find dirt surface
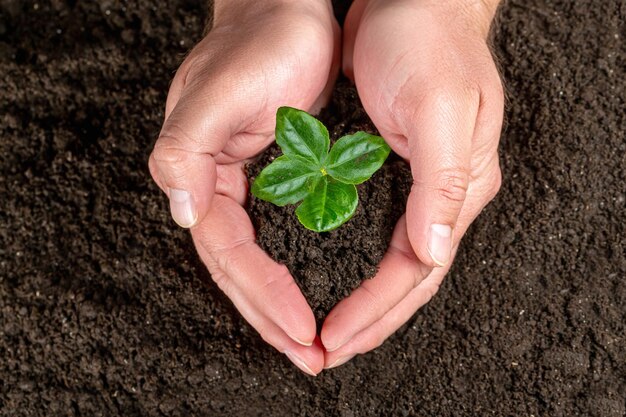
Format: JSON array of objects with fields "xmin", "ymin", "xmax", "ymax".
[
  {"xmin": 247, "ymin": 83, "xmax": 411, "ymax": 321},
  {"xmin": 1, "ymin": 1, "xmax": 624, "ymax": 416}
]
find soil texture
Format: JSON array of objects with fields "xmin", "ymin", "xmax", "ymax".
[
  {"xmin": 1, "ymin": 0, "xmax": 625, "ymax": 416},
  {"xmin": 247, "ymin": 82, "xmax": 411, "ymax": 321}
]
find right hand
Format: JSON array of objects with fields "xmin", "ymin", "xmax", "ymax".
[
  {"xmin": 148, "ymin": 0, "xmax": 340, "ymax": 376},
  {"xmin": 321, "ymin": 0, "xmax": 503, "ymax": 367}
]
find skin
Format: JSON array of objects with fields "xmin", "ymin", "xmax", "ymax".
[
  {"xmin": 322, "ymin": 0, "xmax": 503, "ymax": 368},
  {"xmin": 149, "ymin": 0, "xmax": 503, "ymax": 374}
]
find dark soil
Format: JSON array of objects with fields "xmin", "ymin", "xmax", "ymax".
[
  {"xmin": 1, "ymin": 1, "xmax": 625, "ymax": 416},
  {"xmin": 247, "ymin": 83, "xmax": 411, "ymax": 321}
]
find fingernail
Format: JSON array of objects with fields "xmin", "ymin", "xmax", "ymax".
[
  {"xmin": 325, "ymin": 354, "xmax": 355, "ymax": 369},
  {"xmin": 284, "ymin": 351, "xmax": 317, "ymax": 376},
  {"xmin": 427, "ymin": 224, "xmax": 452, "ymax": 266},
  {"xmin": 169, "ymin": 188, "xmax": 197, "ymax": 228},
  {"xmin": 286, "ymin": 333, "xmax": 313, "ymax": 347}
]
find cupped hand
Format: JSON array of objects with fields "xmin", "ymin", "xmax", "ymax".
[
  {"xmin": 148, "ymin": 0, "xmax": 340, "ymax": 375},
  {"xmin": 322, "ymin": 0, "xmax": 503, "ymax": 368}
]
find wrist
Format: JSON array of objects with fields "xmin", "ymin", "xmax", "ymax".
[
  {"xmin": 364, "ymin": 0, "xmax": 500, "ymax": 39},
  {"xmin": 214, "ymin": 0, "xmax": 333, "ymax": 28}
]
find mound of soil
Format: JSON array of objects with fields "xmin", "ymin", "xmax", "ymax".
[
  {"xmin": 1, "ymin": 1, "xmax": 624, "ymax": 416},
  {"xmin": 247, "ymin": 82, "xmax": 411, "ymax": 321}
]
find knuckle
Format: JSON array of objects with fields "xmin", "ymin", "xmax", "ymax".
[
  {"xmin": 151, "ymin": 147, "xmax": 193, "ymax": 183},
  {"xmin": 154, "ymin": 121, "xmax": 197, "ymax": 154},
  {"xmin": 260, "ymin": 265, "xmax": 300, "ymax": 301},
  {"xmin": 198, "ymin": 225, "xmax": 249, "ymax": 271},
  {"xmin": 151, "ymin": 130, "xmax": 201, "ymax": 183},
  {"xmin": 422, "ymin": 282, "xmax": 442, "ymax": 304},
  {"xmin": 262, "ymin": 264, "xmax": 292, "ymax": 290},
  {"xmin": 412, "ymin": 263, "xmax": 433, "ymax": 289},
  {"xmin": 359, "ymin": 283, "xmax": 387, "ymax": 321},
  {"xmin": 361, "ymin": 332, "xmax": 387, "ymax": 354},
  {"xmin": 434, "ymin": 169, "xmax": 469, "ymax": 204},
  {"xmin": 151, "ymin": 139, "xmax": 187, "ymax": 165},
  {"xmin": 213, "ymin": 238, "xmax": 250, "ymax": 268},
  {"xmin": 177, "ymin": 46, "xmax": 211, "ymax": 85},
  {"xmin": 212, "ymin": 271, "xmax": 234, "ymax": 299}
]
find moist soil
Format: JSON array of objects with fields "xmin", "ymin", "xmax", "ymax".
[
  {"xmin": 1, "ymin": 1, "xmax": 625, "ymax": 416},
  {"xmin": 247, "ymin": 83, "xmax": 412, "ymax": 322}
]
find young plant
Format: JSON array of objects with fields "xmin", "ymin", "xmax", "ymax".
[{"xmin": 251, "ymin": 107, "xmax": 391, "ymax": 232}]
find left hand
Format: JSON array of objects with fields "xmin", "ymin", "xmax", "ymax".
[
  {"xmin": 321, "ymin": 0, "xmax": 504, "ymax": 368},
  {"xmin": 149, "ymin": 0, "xmax": 341, "ymax": 375}
]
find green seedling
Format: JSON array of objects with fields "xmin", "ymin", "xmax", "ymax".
[{"xmin": 251, "ymin": 107, "xmax": 391, "ymax": 232}]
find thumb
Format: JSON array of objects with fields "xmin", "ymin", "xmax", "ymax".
[
  {"xmin": 148, "ymin": 70, "xmax": 234, "ymax": 228},
  {"xmin": 404, "ymin": 87, "xmax": 478, "ymax": 267}
]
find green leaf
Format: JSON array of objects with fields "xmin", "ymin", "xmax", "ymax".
[
  {"xmin": 275, "ymin": 107, "xmax": 329, "ymax": 166},
  {"xmin": 251, "ymin": 155, "xmax": 322, "ymax": 206},
  {"xmin": 325, "ymin": 132, "xmax": 391, "ymax": 184},
  {"xmin": 295, "ymin": 177, "xmax": 358, "ymax": 232}
]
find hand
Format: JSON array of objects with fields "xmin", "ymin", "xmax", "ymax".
[
  {"xmin": 148, "ymin": 0, "xmax": 340, "ymax": 375},
  {"xmin": 321, "ymin": 0, "xmax": 503, "ymax": 368}
]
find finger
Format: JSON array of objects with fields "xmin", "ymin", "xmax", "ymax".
[
  {"xmin": 215, "ymin": 162, "xmax": 248, "ymax": 206},
  {"xmin": 324, "ymin": 264, "xmax": 450, "ymax": 369},
  {"xmin": 149, "ymin": 56, "xmax": 243, "ymax": 228},
  {"xmin": 320, "ymin": 178, "xmax": 487, "ymax": 354},
  {"xmin": 195, "ymin": 246, "xmax": 324, "ymax": 376},
  {"xmin": 342, "ymin": 0, "xmax": 367, "ymax": 81},
  {"xmin": 324, "ymin": 161, "xmax": 502, "ymax": 367},
  {"xmin": 191, "ymin": 195, "xmax": 317, "ymax": 347},
  {"xmin": 320, "ymin": 216, "xmax": 431, "ymax": 352},
  {"xmin": 403, "ymin": 86, "xmax": 479, "ymax": 267},
  {"xmin": 310, "ymin": 15, "xmax": 342, "ymax": 114}
]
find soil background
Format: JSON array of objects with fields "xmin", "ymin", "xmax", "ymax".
[{"xmin": 1, "ymin": 0, "xmax": 624, "ymax": 416}]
